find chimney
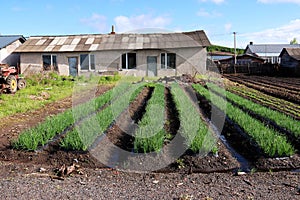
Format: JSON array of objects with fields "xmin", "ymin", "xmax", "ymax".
[
  {"xmin": 250, "ymin": 41, "xmax": 253, "ymax": 45},
  {"xmin": 111, "ymin": 25, "xmax": 115, "ymax": 34}
]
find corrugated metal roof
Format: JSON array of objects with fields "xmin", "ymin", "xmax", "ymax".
[
  {"xmin": 218, "ymin": 53, "xmax": 265, "ymax": 62},
  {"xmin": 15, "ymin": 30, "xmax": 211, "ymax": 53},
  {"xmin": 246, "ymin": 44, "xmax": 300, "ymax": 55},
  {"xmin": 280, "ymin": 48, "xmax": 300, "ymax": 61},
  {"xmin": 0, "ymin": 35, "xmax": 26, "ymax": 49}
]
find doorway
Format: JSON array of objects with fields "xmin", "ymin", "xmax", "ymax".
[
  {"xmin": 147, "ymin": 56, "xmax": 157, "ymax": 76},
  {"xmin": 68, "ymin": 57, "xmax": 78, "ymax": 77}
]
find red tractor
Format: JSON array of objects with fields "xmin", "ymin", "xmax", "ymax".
[{"xmin": 0, "ymin": 64, "xmax": 26, "ymax": 93}]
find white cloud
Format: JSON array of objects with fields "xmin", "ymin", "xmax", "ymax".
[
  {"xmin": 239, "ymin": 19, "xmax": 300, "ymax": 46},
  {"xmin": 224, "ymin": 23, "xmax": 232, "ymax": 32},
  {"xmin": 258, "ymin": 0, "xmax": 300, "ymax": 4},
  {"xmin": 114, "ymin": 14, "xmax": 171, "ymax": 32},
  {"xmin": 80, "ymin": 14, "xmax": 108, "ymax": 33},
  {"xmin": 199, "ymin": 0, "xmax": 225, "ymax": 4},
  {"xmin": 197, "ymin": 9, "xmax": 222, "ymax": 17}
]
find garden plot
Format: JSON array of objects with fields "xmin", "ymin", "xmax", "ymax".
[
  {"xmin": 12, "ymin": 82, "xmax": 135, "ymax": 151},
  {"xmin": 224, "ymin": 75, "xmax": 300, "ymax": 104},
  {"xmin": 208, "ymin": 83, "xmax": 300, "ymax": 150},
  {"xmin": 1, "ymin": 74, "xmax": 300, "ymax": 173},
  {"xmin": 88, "ymin": 82, "xmax": 239, "ymax": 173},
  {"xmin": 226, "ymin": 83, "xmax": 300, "ymax": 120}
]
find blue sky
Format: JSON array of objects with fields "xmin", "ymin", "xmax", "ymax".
[{"xmin": 1, "ymin": 0, "xmax": 300, "ymax": 48}]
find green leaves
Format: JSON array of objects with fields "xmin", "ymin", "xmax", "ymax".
[
  {"xmin": 208, "ymin": 83, "xmax": 300, "ymax": 138},
  {"xmin": 13, "ymin": 82, "xmax": 133, "ymax": 151},
  {"xmin": 61, "ymin": 82, "xmax": 145, "ymax": 151},
  {"xmin": 134, "ymin": 84, "xmax": 166, "ymax": 153},
  {"xmin": 171, "ymin": 83, "xmax": 217, "ymax": 154},
  {"xmin": 193, "ymin": 84, "xmax": 295, "ymax": 157}
]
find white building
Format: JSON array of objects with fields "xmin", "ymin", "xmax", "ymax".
[
  {"xmin": 0, "ymin": 35, "xmax": 26, "ymax": 66},
  {"xmin": 15, "ymin": 30, "xmax": 211, "ymax": 77},
  {"xmin": 245, "ymin": 42, "xmax": 300, "ymax": 64}
]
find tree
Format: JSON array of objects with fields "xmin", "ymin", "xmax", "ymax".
[{"xmin": 290, "ymin": 38, "xmax": 298, "ymax": 45}]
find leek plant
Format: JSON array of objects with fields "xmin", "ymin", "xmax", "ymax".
[
  {"xmin": 192, "ymin": 84, "xmax": 295, "ymax": 157},
  {"xmin": 133, "ymin": 84, "xmax": 166, "ymax": 153},
  {"xmin": 171, "ymin": 83, "xmax": 217, "ymax": 154}
]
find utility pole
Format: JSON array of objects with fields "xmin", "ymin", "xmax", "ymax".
[{"xmin": 233, "ymin": 32, "xmax": 237, "ymax": 65}]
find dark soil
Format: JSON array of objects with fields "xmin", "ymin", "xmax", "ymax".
[
  {"xmin": 0, "ymin": 161, "xmax": 299, "ymax": 199},
  {"xmin": 211, "ymin": 89, "xmax": 300, "ymax": 152},
  {"xmin": 192, "ymin": 81, "xmax": 300, "ymax": 172},
  {"xmin": 0, "ymin": 79, "xmax": 299, "ymax": 199},
  {"xmin": 226, "ymin": 81, "xmax": 300, "ymax": 120},
  {"xmin": 224, "ymin": 74, "xmax": 300, "ymax": 104}
]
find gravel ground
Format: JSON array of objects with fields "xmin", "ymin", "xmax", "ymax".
[{"xmin": 0, "ymin": 163, "xmax": 299, "ymax": 200}]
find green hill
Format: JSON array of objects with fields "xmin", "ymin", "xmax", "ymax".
[{"xmin": 207, "ymin": 45, "xmax": 244, "ymax": 55}]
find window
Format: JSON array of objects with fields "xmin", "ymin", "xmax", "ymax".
[
  {"xmin": 122, "ymin": 53, "xmax": 136, "ymax": 69},
  {"xmin": 90, "ymin": 55, "xmax": 95, "ymax": 70},
  {"xmin": 42, "ymin": 55, "xmax": 57, "ymax": 71},
  {"xmin": 161, "ymin": 53, "xmax": 176, "ymax": 69},
  {"xmin": 80, "ymin": 54, "xmax": 96, "ymax": 71}
]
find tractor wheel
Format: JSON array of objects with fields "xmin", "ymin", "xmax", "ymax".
[
  {"xmin": 6, "ymin": 75, "xmax": 17, "ymax": 93},
  {"xmin": 17, "ymin": 79, "xmax": 26, "ymax": 90}
]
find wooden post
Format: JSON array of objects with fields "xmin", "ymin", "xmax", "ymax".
[{"xmin": 248, "ymin": 63, "xmax": 250, "ymax": 74}]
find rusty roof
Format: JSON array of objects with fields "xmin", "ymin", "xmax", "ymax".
[
  {"xmin": 15, "ymin": 30, "xmax": 211, "ymax": 53},
  {"xmin": 280, "ymin": 48, "xmax": 300, "ymax": 61}
]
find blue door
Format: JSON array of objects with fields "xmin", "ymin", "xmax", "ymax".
[
  {"xmin": 68, "ymin": 57, "xmax": 78, "ymax": 77},
  {"xmin": 147, "ymin": 56, "xmax": 157, "ymax": 76}
]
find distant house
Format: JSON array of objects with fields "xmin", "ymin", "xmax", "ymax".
[
  {"xmin": 245, "ymin": 42, "xmax": 300, "ymax": 64},
  {"xmin": 219, "ymin": 53, "xmax": 265, "ymax": 65},
  {"xmin": 14, "ymin": 30, "xmax": 211, "ymax": 76},
  {"xmin": 279, "ymin": 48, "xmax": 300, "ymax": 75},
  {"xmin": 0, "ymin": 35, "xmax": 26, "ymax": 66},
  {"xmin": 208, "ymin": 51, "xmax": 234, "ymax": 64}
]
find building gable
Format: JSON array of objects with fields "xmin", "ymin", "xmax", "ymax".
[{"xmin": 0, "ymin": 35, "xmax": 26, "ymax": 49}]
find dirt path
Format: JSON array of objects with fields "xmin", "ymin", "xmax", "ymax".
[{"xmin": 0, "ymin": 161, "xmax": 299, "ymax": 200}]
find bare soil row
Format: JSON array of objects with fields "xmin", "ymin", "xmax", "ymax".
[
  {"xmin": 224, "ymin": 75, "xmax": 300, "ymax": 104},
  {"xmin": 0, "ymin": 79, "xmax": 299, "ymax": 174}
]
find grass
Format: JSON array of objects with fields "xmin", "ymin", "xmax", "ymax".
[
  {"xmin": 0, "ymin": 73, "xmax": 73, "ymax": 119},
  {"xmin": 0, "ymin": 72, "xmax": 121, "ymax": 119}
]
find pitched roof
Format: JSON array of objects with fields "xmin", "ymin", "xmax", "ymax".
[
  {"xmin": 0, "ymin": 35, "xmax": 26, "ymax": 49},
  {"xmin": 15, "ymin": 30, "xmax": 211, "ymax": 53},
  {"xmin": 219, "ymin": 53, "xmax": 265, "ymax": 62},
  {"xmin": 280, "ymin": 48, "xmax": 300, "ymax": 61},
  {"xmin": 245, "ymin": 44, "xmax": 300, "ymax": 56}
]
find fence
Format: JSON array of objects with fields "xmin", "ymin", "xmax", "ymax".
[{"xmin": 209, "ymin": 63, "xmax": 280, "ymax": 76}]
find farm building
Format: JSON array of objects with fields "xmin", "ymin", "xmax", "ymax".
[
  {"xmin": 14, "ymin": 30, "xmax": 211, "ymax": 77},
  {"xmin": 208, "ymin": 51, "xmax": 234, "ymax": 64},
  {"xmin": 245, "ymin": 42, "xmax": 300, "ymax": 64},
  {"xmin": 218, "ymin": 53, "xmax": 265, "ymax": 65},
  {"xmin": 0, "ymin": 35, "xmax": 26, "ymax": 66},
  {"xmin": 279, "ymin": 48, "xmax": 300, "ymax": 76}
]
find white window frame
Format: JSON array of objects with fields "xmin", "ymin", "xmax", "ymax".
[
  {"xmin": 122, "ymin": 53, "xmax": 137, "ymax": 70},
  {"xmin": 80, "ymin": 54, "xmax": 95, "ymax": 71},
  {"xmin": 42, "ymin": 54, "xmax": 57, "ymax": 70},
  {"xmin": 161, "ymin": 53, "xmax": 176, "ymax": 69}
]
